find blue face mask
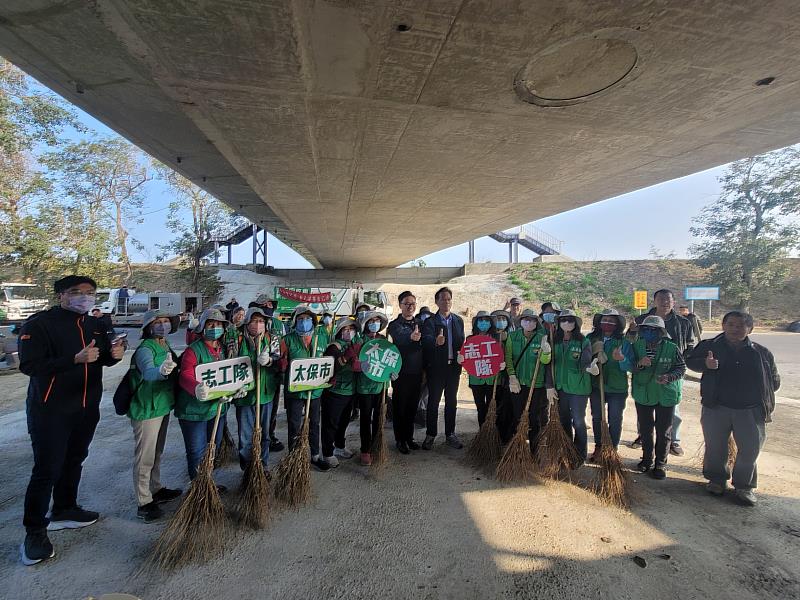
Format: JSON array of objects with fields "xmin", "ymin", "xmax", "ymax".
[
  {"xmin": 151, "ymin": 322, "xmax": 171, "ymax": 338},
  {"xmin": 296, "ymin": 318, "xmax": 313, "ymax": 334},
  {"xmin": 641, "ymin": 328, "xmax": 660, "ymax": 343},
  {"xmin": 495, "ymin": 319, "xmax": 507, "ymax": 330},
  {"xmin": 357, "ymin": 311, "xmax": 367, "ymax": 319},
  {"xmin": 204, "ymin": 326, "xmax": 224, "ymax": 341},
  {"xmin": 476, "ymin": 319, "xmax": 491, "ymax": 333},
  {"xmin": 419, "ymin": 314, "xmax": 430, "ymax": 321},
  {"xmin": 323, "ymin": 316, "xmax": 332, "ymax": 326},
  {"xmin": 542, "ymin": 312, "xmax": 556, "ymax": 324},
  {"xmin": 367, "ymin": 321, "xmax": 381, "ymax": 333}
]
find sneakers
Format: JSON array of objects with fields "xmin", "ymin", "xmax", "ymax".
[
  {"xmin": 324, "ymin": 455, "xmax": 339, "ymax": 468},
  {"xmin": 421, "ymin": 435, "xmax": 435, "ymax": 450},
  {"xmin": 360, "ymin": 452, "xmax": 373, "ymax": 466},
  {"xmin": 635, "ymin": 460, "xmax": 651, "ymax": 473},
  {"xmin": 629, "ymin": 436, "xmax": 642, "ymax": 449},
  {"xmin": 311, "ymin": 456, "xmax": 331, "ymax": 472},
  {"xmin": 152, "ymin": 487, "xmax": 182, "ymax": 504},
  {"xmin": 47, "ymin": 506, "xmax": 99, "ymax": 531},
  {"xmin": 20, "ymin": 529, "xmax": 54, "ymax": 566},
  {"xmin": 650, "ymin": 467, "xmax": 667, "ymax": 480},
  {"xmin": 407, "ymin": 439, "xmax": 420, "ymax": 451},
  {"xmin": 706, "ymin": 482, "xmax": 726, "ymax": 496},
  {"xmin": 669, "ymin": 442, "xmax": 685, "ymax": 457},
  {"xmin": 396, "ymin": 441, "xmax": 410, "ymax": 455},
  {"xmin": 735, "ymin": 489, "xmax": 757, "ymax": 506},
  {"xmin": 137, "ymin": 502, "xmax": 164, "ymax": 523},
  {"xmin": 269, "ymin": 439, "xmax": 285, "ymax": 452},
  {"xmin": 446, "ymin": 434, "xmax": 464, "ymax": 449},
  {"xmin": 334, "ymin": 446, "xmax": 354, "ymax": 459}
]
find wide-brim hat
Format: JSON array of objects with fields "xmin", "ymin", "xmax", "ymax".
[
  {"xmin": 142, "ymin": 309, "xmax": 178, "ymax": 333},
  {"xmin": 334, "ymin": 315, "xmax": 358, "ymax": 337},
  {"xmin": 639, "ymin": 315, "xmax": 670, "ymax": 338},
  {"xmin": 556, "ymin": 308, "xmax": 582, "ymax": 330},
  {"xmin": 472, "ymin": 310, "xmax": 493, "ymax": 330},
  {"xmin": 244, "ymin": 306, "xmax": 269, "ymax": 325},
  {"xmin": 197, "ymin": 308, "xmax": 229, "ymax": 332},
  {"xmin": 592, "ymin": 308, "xmax": 625, "ymax": 333},
  {"xmin": 255, "ymin": 293, "xmax": 273, "ymax": 304},
  {"xmin": 291, "ymin": 304, "xmax": 318, "ymax": 327},
  {"xmin": 540, "ymin": 301, "xmax": 562, "ymax": 314},
  {"xmin": 361, "ymin": 310, "xmax": 388, "ymax": 333}
]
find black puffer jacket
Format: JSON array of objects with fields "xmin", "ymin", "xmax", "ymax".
[
  {"xmin": 388, "ymin": 316, "xmax": 424, "ymax": 375},
  {"xmin": 19, "ymin": 307, "xmax": 120, "ymax": 413}
]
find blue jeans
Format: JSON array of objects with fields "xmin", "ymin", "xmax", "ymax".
[
  {"xmin": 236, "ymin": 403, "xmax": 271, "ymax": 470},
  {"xmin": 178, "ymin": 411, "xmax": 227, "ymax": 479},
  {"xmin": 558, "ymin": 392, "xmax": 589, "ymax": 461},
  {"xmin": 589, "ymin": 389, "xmax": 627, "ymax": 448},
  {"xmin": 672, "ymin": 402, "xmax": 683, "ymax": 444}
]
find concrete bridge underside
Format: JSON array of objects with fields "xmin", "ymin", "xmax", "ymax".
[{"xmin": 1, "ymin": 1, "xmax": 799, "ymax": 268}]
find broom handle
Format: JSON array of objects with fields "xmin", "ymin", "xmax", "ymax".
[
  {"xmin": 254, "ymin": 334, "xmax": 262, "ymax": 429},
  {"xmin": 302, "ymin": 331, "xmax": 320, "ymax": 420},
  {"xmin": 490, "ymin": 375, "xmax": 498, "ymax": 408},
  {"xmin": 524, "ymin": 351, "xmax": 543, "ymax": 414},
  {"xmin": 209, "ymin": 400, "xmax": 225, "ymax": 459}
]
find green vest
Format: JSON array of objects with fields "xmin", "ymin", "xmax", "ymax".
[
  {"xmin": 554, "ymin": 337, "xmax": 592, "ymax": 395},
  {"xmin": 284, "ymin": 331, "xmax": 326, "ymax": 400},
  {"xmin": 128, "ymin": 339, "xmax": 176, "ymax": 421},
  {"xmin": 503, "ymin": 329, "xmax": 551, "ymax": 388},
  {"xmin": 175, "ymin": 340, "xmax": 229, "ymax": 421},
  {"xmin": 589, "ymin": 335, "xmax": 629, "ymax": 394},
  {"xmin": 330, "ymin": 340, "xmax": 356, "ymax": 396},
  {"xmin": 356, "ymin": 335, "xmax": 386, "ymax": 395},
  {"xmin": 631, "ymin": 338, "xmax": 682, "ymax": 406},
  {"xmin": 234, "ymin": 335, "xmax": 276, "ymax": 407}
]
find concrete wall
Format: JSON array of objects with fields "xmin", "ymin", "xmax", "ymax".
[{"xmin": 270, "ymin": 267, "xmax": 464, "ymax": 285}]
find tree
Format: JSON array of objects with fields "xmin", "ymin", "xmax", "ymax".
[
  {"xmin": 156, "ymin": 163, "xmax": 243, "ymax": 292},
  {"xmin": 690, "ymin": 146, "xmax": 800, "ymax": 311}
]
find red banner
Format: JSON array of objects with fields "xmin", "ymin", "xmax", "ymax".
[
  {"xmin": 278, "ymin": 288, "xmax": 332, "ymax": 304},
  {"xmin": 458, "ymin": 335, "xmax": 503, "ymax": 378}
]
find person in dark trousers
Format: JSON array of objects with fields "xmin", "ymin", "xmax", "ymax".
[
  {"xmin": 678, "ymin": 305, "xmax": 703, "ymax": 343},
  {"xmin": 388, "ymin": 291, "xmax": 424, "ymax": 454},
  {"xmin": 421, "ymin": 287, "xmax": 465, "ymax": 450},
  {"xmin": 629, "ymin": 289, "xmax": 694, "ymax": 455},
  {"xmin": 352, "ymin": 311, "xmax": 390, "ymax": 465},
  {"xmin": 687, "ymin": 311, "xmax": 780, "ymax": 506},
  {"xmin": 249, "ymin": 293, "xmax": 286, "ymax": 452},
  {"xmin": 18, "ymin": 275, "xmax": 126, "ymax": 565}
]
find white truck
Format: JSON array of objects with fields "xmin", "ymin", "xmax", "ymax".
[
  {"xmin": 96, "ymin": 288, "xmax": 203, "ymax": 326},
  {"xmin": 0, "ymin": 282, "xmax": 49, "ymax": 322}
]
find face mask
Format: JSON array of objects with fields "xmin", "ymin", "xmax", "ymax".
[
  {"xmin": 151, "ymin": 322, "xmax": 171, "ymax": 338},
  {"xmin": 495, "ymin": 319, "xmax": 507, "ymax": 330},
  {"xmin": 357, "ymin": 311, "xmax": 367, "ymax": 319},
  {"xmin": 248, "ymin": 321, "xmax": 266, "ymax": 336},
  {"xmin": 340, "ymin": 329, "xmax": 354, "ymax": 342},
  {"xmin": 600, "ymin": 323, "xmax": 616, "ymax": 335},
  {"xmin": 66, "ymin": 295, "xmax": 96, "ymax": 314},
  {"xmin": 419, "ymin": 314, "xmax": 430, "ymax": 321},
  {"xmin": 542, "ymin": 312, "xmax": 556, "ymax": 324},
  {"xmin": 521, "ymin": 319, "xmax": 537, "ymax": 333},
  {"xmin": 323, "ymin": 316, "xmax": 333, "ymax": 326},
  {"xmin": 641, "ymin": 328, "xmax": 660, "ymax": 343},
  {"xmin": 559, "ymin": 321, "xmax": 575, "ymax": 332},
  {"xmin": 476, "ymin": 319, "xmax": 491, "ymax": 333},
  {"xmin": 296, "ymin": 318, "xmax": 313, "ymax": 334},
  {"xmin": 263, "ymin": 306, "xmax": 275, "ymax": 316},
  {"xmin": 204, "ymin": 326, "xmax": 224, "ymax": 341},
  {"xmin": 367, "ymin": 321, "xmax": 381, "ymax": 333}
]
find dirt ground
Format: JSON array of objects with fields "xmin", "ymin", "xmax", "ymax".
[{"xmin": 1, "ymin": 336, "xmax": 799, "ymax": 600}]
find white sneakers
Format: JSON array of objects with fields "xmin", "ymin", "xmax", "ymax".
[
  {"xmin": 333, "ymin": 447, "xmax": 354, "ymax": 459},
  {"xmin": 324, "ymin": 455, "xmax": 339, "ymax": 468}
]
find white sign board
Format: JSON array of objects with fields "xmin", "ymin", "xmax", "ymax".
[
  {"xmin": 288, "ymin": 356, "xmax": 335, "ymax": 392},
  {"xmin": 195, "ymin": 356, "xmax": 254, "ymax": 400},
  {"xmin": 684, "ymin": 286, "xmax": 720, "ymax": 300}
]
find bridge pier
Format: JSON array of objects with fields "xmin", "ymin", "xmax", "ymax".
[{"xmin": 468, "ymin": 240, "xmax": 475, "ymax": 263}]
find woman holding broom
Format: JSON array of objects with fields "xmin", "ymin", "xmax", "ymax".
[
  {"xmin": 464, "ymin": 311, "xmax": 500, "ymax": 427},
  {"xmin": 353, "ymin": 311, "xmax": 389, "ymax": 466},
  {"xmin": 552, "ymin": 309, "xmax": 597, "ymax": 466},
  {"xmin": 502, "ymin": 309, "xmax": 552, "ymax": 449}
]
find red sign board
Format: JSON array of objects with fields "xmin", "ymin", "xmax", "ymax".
[
  {"xmin": 458, "ymin": 335, "xmax": 503, "ymax": 377},
  {"xmin": 278, "ymin": 288, "xmax": 332, "ymax": 304}
]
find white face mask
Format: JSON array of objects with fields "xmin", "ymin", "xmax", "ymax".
[
  {"xmin": 560, "ymin": 321, "xmax": 576, "ymax": 332},
  {"xmin": 340, "ymin": 329, "xmax": 354, "ymax": 342},
  {"xmin": 521, "ymin": 319, "xmax": 537, "ymax": 332}
]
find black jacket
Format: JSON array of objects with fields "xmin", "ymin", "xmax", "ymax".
[
  {"xmin": 388, "ymin": 316, "xmax": 424, "ymax": 375},
  {"xmin": 19, "ymin": 307, "xmax": 120, "ymax": 413},
  {"xmin": 634, "ymin": 309, "xmax": 695, "ymax": 354},
  {"xmin": 686, "ymin": 334, "xmax": 780, "ymax": 423},
  {"xmin": 421, "ymin": 312, "xmax": 465, "ymax": 370}
]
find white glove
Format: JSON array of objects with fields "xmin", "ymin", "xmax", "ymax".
[
  {"xmin": 456, "ymin": 353, "xmax": 464, "ymax": 365},
  {"xmin": 546, "ymin": 387, "xmax": 559, "ymax": 402},
  {"xmin": 269, "ymin": 336, "xmax": 281, "ymax": 354},
  {"xmin": 159, "ymin": 356, "xmax": 176, "ymax": 376},
  {"xmin": 390, "ymin": 371, "xmax": 399, "ymax": 381},
  {"xmin": 233, "ymin": 387, "xmax": 248, "ymax": 399},
  {"xmin": 508, "ymin": 374, "xmax": 521, "ymax": 394},
  {"xmin": 257, "ymin": 348, "xmax": 272, "ymax": 366},
  {"xmin": 195, "ymin": 383, "xmax": 210, "ymax": 401},
  {"xmin": 188, "ymin": 317, "xmax": 199, "ymax": 330},
  {"xmin": 499, "ymin": 361, "xmax": 506, "ymax": 370},
  {"xmin": 586, "ymin": 358, "xmax": 600, "ymax": 376},
  {"xmin": 596, "ymin": 350, "xmax": 608, "ymax": 365},
  {"xmin": 539, "ymin": 337, "xmax": 551, "ymax": 354}
]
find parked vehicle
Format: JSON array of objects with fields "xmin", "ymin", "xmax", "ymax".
[
  {"xmin": 272, "ymin": 285, "xmax": 392, "ymax": 321},
  {"xmin": 96, "ymin": 288, "xmax": 203, "ymax": 326},
  {"xmin": 0, "ymin": 282, "xmax": 49, "ymax": 322}
]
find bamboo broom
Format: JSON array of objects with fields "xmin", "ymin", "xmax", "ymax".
[
  {"xmin": 467, "ymin": 377, "xmax": 502, "ymax": 468},
  {"xmin": 369, "ymin": 383, "xmax": 389, "ymax": 469},
  {"xmin": 591, "ymin": 362, "xmax": 630, "ymax": 508}
]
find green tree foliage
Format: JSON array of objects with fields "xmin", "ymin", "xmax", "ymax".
[{"xmin": 690, "ymin": 146, "xmax": 800, "ymax": 311}]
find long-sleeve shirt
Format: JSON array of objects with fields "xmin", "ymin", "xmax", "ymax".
[
  {"xmin": 179, "ymin": 341, "xmax": 223, "ymax": 395},
  {"xmin": 134, "ymin": 342, "xmax": 169, "ymax": 382}
]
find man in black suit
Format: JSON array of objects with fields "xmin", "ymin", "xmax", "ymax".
[{"xmin": 421, "ymin": 287, "xmax": 465, "ymax": 449}]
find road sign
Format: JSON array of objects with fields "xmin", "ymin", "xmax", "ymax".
[
  {"xmin": 685, "ymin": 286, "xmax": 720, "ymax": 300},
  {"xmin": 195, "ymin": 356, "xmax": 254, "ymax": 400},
  {"xmin": 359, "ymin": 338, "xmax": 402, "ymax": 382},
  {"xmin": 633, "ymin": 290, "xmax": 648, "ymax": 310},
  {"xmin": 458, "ymin": 334, "xmax": 503, "ymax": 377},
  {"xmin": 288, "ymin": 356, "xmax": 335, "ymax": 392}
]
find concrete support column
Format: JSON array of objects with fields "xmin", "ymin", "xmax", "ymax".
[
  {"xmin": 508, "ymin": 242, "xmax": 513, "ymax": 263},
  {"xmin": 468, "ymin": 240, "xmax": 475, "ymax": 263},
  {"xmin": 227, "ymin": 244, "xmax": 232, "ymax": 265},
  {"xmin": 252, "ymin": 224, "xmax": 258, "ymax": 265},
  {"xmin": 262, "ymin": 230, "xmax": 268, "ymax": 267},
  {"xmin": 513, "ymin": 239, "xmax": 519, "ymax": 263}
]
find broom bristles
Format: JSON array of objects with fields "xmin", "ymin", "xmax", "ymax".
[
  {"xmin": 273, "ymin": 417, "xmax": 311, "ymax": 508},
  {"xmin": 467, "ymin": 388, "xmax": 502, "ymax": 468},
  {"xmin": 237, "ymin": 426, "xmax": 271, "ymax": 529},
  {"xmin": 495, "ymin": 423, "xmax": 538, "ymax": 483},
  {"xmin": 694, "ymin": 433, "xmax": 739, "ymax": 471},
  {"xmin": 535, "ymin": 401, "xmax": 580, "ymax": 480},
  {"xmin": 592, "ymin": 420, "xmax": 630, "ymax": 508},
  {"xmin": 370, "ymin": 395, "xmax": 389, "ymax": 469},
  {"xmin": 150, "ymin": 442, "xmax": 226, "ymax": 570},
  {"xmin": 215, "ymin": 423, "xmax": 237, "ymax": 468}
]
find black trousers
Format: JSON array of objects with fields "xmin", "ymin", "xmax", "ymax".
[
  {"xmin": 321, "ymin": 391, "xmax": 352, "ymax": 457},
  {"xmin": 359, "ymin": 393, "xmax": 383, "ymax": 453},
  {"xmin": 635, "ymin": 402, "xmax": 675, "ymax": 469},
  {"xmin": 286, "ymin": 394, "xmax": 321, "ymax": 458},
  {"xmin": 505, "ymin": 387, "xmax": 548, "ymax": 450},
  {"xmin": 24, "ymin": 401, "xmax": 100, "ymax": 531},
  {"xmin": 268, "ymin": 381, "xmax": 281, "ymax": 442},
  {"xmin": 392, "ymin": 372, "xmax": 422, "ymax": 443},
  {"xmin": 495, "ymin": 385, "xmax": 512, "ymax": 443},
  {"xmin": 470, "ymin": 384, "xmax": 493, "ymax": 427},
  {"xmin": 426, "ymin": 363, "xmax": 462, "ymax": 438}
]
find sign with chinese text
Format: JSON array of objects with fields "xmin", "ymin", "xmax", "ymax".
[
  {"xmin": 195, "ymin": 357, "xmax": 254, "ymax": 401},
  {"xmin": 358, "ymin": 338, "xmax": 402, "ymax": 383},
  {"xmin": 458, "ymin": 335, "xmax": 503, "ymax": 378},
  {"xmin": 633, "ymin": 290, "xmax": 648, "ymax": 310},
  {"xmin": 278, "ymin": 287, "xmax": 332, "ymax": 304},
  {"xmin": 288, "ymin": 356, "xmax": 335, "ymax": 392},
  {"xmin": 684, "ymin": 286, "xmax": 720, "ymax": 300}
]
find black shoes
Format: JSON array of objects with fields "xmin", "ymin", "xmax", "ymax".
[
  {"xmin": 651, "ymin": 467, "xmax": 667, "ymax": 480},
  {"xmin": 636, "ymin": 460, "xmax": 651, "ymax": 473},
  {"xmin": 669, "ymin": 442, "xmax": 684, "ymax": 457},
  {"xmin": 152, "ymin": 487, "xmax": 182, "ymax": 504},
  {"xmin": 137, "ymin": 502, "xmax": 164, "ymax": 523},
  {"xmin": 20, "ymin": 529, "xmax": 54, "ymax": 566},
  {"xmin": 47, "ymin": 506, "xmax": 99, "ymax": 531},
  {"xmin": 407, "ymin": 440, "xmax": 420, "ymax": 451},
  {"xmin": 396, "ymin": 441, "xmax": 410, "ymax": 455},
  {"xmin": 269, "ymin": 439, "xmax": 285, "ymax": 452},
  {"xmin": 311, "ymin": 457, "xmax": 331, "ymax": 472}
]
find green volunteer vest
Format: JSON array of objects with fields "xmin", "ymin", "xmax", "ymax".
[
  {"xmin": 330, "ymin": 340, "xmax": 356, "ymax": 396},
  {"xmin": 356, "ymin": 335, "xmax": 386, "ymax": 395},
  {"xmin": 128, "ymin": 339, "xmax": 176, "ymax": 421},
  {"xmin": 554, "ymin": 337, "xmax": 592, "ymax": 395},
  {"xmin": 589, "ymin": 335, "xmax": 629, "ymax": 394},
  {"xmin": 631, "ymin": 338, "xmax": 682, "ymax": 407},
  {"xmin": 233, "ymin": 335, "xmax": 275, "ymax": 407},
  {"xmin": 284, "ymin": 331, "xmax": 326, "ymax": 400},
  {"xmin": 503, "ymin": 329, "xmax": 551, "ymax": 388},
  {"xmin": 175, "ymin": 339, "xmax": 229, "ymax": 421}
]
